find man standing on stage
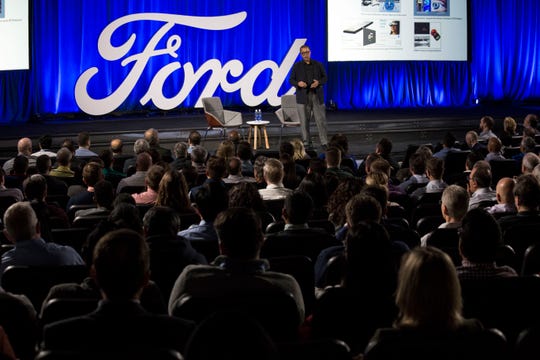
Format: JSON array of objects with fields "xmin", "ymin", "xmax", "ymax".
[{"xmin": 289, "ymin": 45, "xmax": 328, "ymax": 150}]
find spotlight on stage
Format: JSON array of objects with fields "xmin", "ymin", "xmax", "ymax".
[{"xmin": 475, "ymin": 98, "xmax": 480, "ymax": 105}]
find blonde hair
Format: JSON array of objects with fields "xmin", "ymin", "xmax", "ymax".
[
  {"xmin": 290, "ymin": 138, "xmax": 308, "ymax": 161},
  {"xmin": 365, "ymin": 171, "xmax": 389, "ymax": 187},
  {"xmin": 504, "ymin": 116, "xmax": 517, "ymax": 133},
  {"xmin": 395, "ymin": 247, "xmax": 464, "ymax": 330}
]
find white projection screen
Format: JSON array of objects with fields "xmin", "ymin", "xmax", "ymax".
[
  {"xmin": 0, "ymin": 0, "xmax": 30, "ymax": 71},
  {"xmin": 327, "ymin": 0, "xmax": 468, "ymax": 61}
]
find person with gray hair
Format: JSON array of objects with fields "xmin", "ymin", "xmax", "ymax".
[
  {"xmin": 190, "ymin": 145, "xmax": 208, "ymax": 175},
  {"xmin": 171, "ymin": 142, "xmax": 190, "ymax": 171},
  {"xmin": 258, "ymin": 158, "xmax": 293, "ymax": 200},
  {"xmin": 2, "ymin": 137, "xmax": 36, "ymax": 174},
  {"xmin": 123, "ymin": 138, "xmax": 150, "ymax": 174},
  {"xmin": 421, "ymin": 185, "xmax": 469, "ymax": 246},
  {"xmin": 521, "ymin": 152, "xmax": 540, "ymax": 174},
  {"xmin": 468, "ymin": 160, "xmax": 496, "ymax": 210},
  {"xmin": 0, "ymin": 202, "xmax": 84, "ymax": 282}
]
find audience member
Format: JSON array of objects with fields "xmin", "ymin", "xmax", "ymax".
[
  {"xmin": 522, "ymin": 113, "xmax": 539, "ymax": 136},
  {"xmin": 237, "ymin": 140, "xmax": 254, "ymax": 176},
  {"xmin": 110, "ymin": 138, "xmax": 123, "ymax": 156},
  {"xmin": 375, "ymin": 137, "xmax": 400, "ymax": 175},
  {"xmin": 0, "ymin": 169, "xmax": 24, "ymax": 202},
  {"xmin": 253, "ymin": 155, "xmax": 268, "ymax": 189},
  {"xmin": 290, "ymin": 138, "xmax": 311, "ymax": 161},
  {"xmin": 168, "ymin": 207, "xmax": 305, "ymax": 322},
  {"xmin": 4, "ymin": 155, "xmax": 29, "ymax": 190},
  {"xmin": 75, "ymin": 132, "xmax": 98, "ymax": 158},
  {"xmin": 421, "ymin": 185, "xmax": 469, "ymax": 246},
  {"xmin": 179, "ymin": 182, "xmax": 228, "ymax": 243},
  {"xmin": 457, "ymin": 208, "xmax": 517, "ymax": 279},
  {"xmin": 215, "ymin": 140, "xmax": 235, "ymax": 164},
  {"xmin": 498, "ymin": 174, "xmax": 540, "ymax": 230},
  {"xmin": 131, "ymin": 164, "xmax": 165, "ymax": 205},
  {"xmin": 433, "ymin": 132, "xmax": 459, "ymax": 161},
  {"xmin": 521, "ymin": 152, "xmax": 540, "ymax": 174},
  {"xmin": 35, "ymin": 155, "xmax": 68, "ymax": 195},
  {"xmin": 478, "ymin": 115, "xmax": 498, "ymax": 142},
  {"xmin": 145, "ymin": 128, "xmax": 172, "ymax": 161},
  {"xmin": 74, "ymin": 180, "xmax": 114, "ymax": 218},
  {"xmin": 326, "ymin": 177, "xmax": 362, "ymax": 230},
  {"xmin": 1, "ymin": 202, "xmax": 84, "ymax": 282},
  {"xmin": 512, "ymin": 136, "xmax": 536, "ymax": 165},
  {"xmin": 190, "ymin": 145, "xmax": 208, "ymax": 176},
  {"xmin": 2, "ymin": 137, "xmax": 36, "ymax": 175},
  {"xmin": 325, "ymin": 147, "xmax": 354, "ymax": 179},
  {"xmin": 486, "ymin": 177, "xmax": 517, "ymax": 216},
  {"xmin": 49, "ymin": 147, "xmax": 75, "ymax": 178},
  {"xmin": 398, "ymin": 153, "xmax": 428, "ymax": 192},
  {"xmin": 467, "ymin": 160, "xmax": 496, "ymax": 210},
  {"xmin": 41, "ymin": 229, "xmax": 194, "ymax": 354},
  {"xmin": 116, "ymin": 152, "xmax": 152, "ymax": 194},
  {"xmin": 66, "ymin": 162, "xmax": 104, "ymax": 210},
  {"xmin": 465, "ymin": 130, "xmax": 487, "ymax": 156},
  {"xmin": 499, "ymin": 116, "xmax": 517, "ymax": 146},
  {"xmin": 123, "ymin": 138, "xmax": 150, "ymax": 174},
  {"xmin": 32, "ymin": 134, "xmax": 57, "ymax": 158},
  {"xmin": 485, "ymin": 137, "xmax": 505, "ymax": 162},
  {"xmin": 143, "ymin": 206, "xmax": 207, "ymax": 299},
  {"xmin": 155, "ymin": 170, "xmax": 195, "ymax": 214},
  {"xmin": 189, "ymin": 156, "xmax": 227, "ymax": 201},
  {"xmin": 259, "ymin": 158, "xmax": 293, "ymax": 200},
  {"xmin": 410, "ymin": 157, "xmax": 447, "ymax": 199},
  {"xmin": 171, "ymin": 142, "xmax": 190, "ymax": 171},
  {"xmin": 223, "ymin": 157, "xmax": 256, "ymax": 184},
  {"xmin": 187, "ymin": 130, "xmax": 202, "ymax": 154},
  {"xmin": 280, "ymin": 141, "xmax": 306, "ymax": 179}
]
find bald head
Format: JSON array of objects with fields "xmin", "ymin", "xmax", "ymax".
[
  {"xmin": 110, "ymin": 138, "xmax": 123, "ymax": 154},
  {"xmin": 496, "ymin": 177, "xmax": 515, "ymax": 205},
  {"xmin": 144, "ymin": 128, "xmax": 159, "ymax": 146},
  {"xmin": 17, "ymin": 138, "xmax": 33, "ymax": 155}
]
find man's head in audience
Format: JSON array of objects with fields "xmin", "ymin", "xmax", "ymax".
[
  {"xmin": 17, "ymin": 137, "xmax": 33, "ymax": 156},
  {"xmin": 39, "ymin": 134, "xmax": 53, "ymax": 151},
  {"xmin": 194, "ymin": 183, "xmax": 228, "ymax": 223},
  {"xmin": 110, "ymin": 138, "xmax": 123, "ymax": 155},
  {"xmin": 206, "ymin": 156, "xmax": 227, "ymax": 180},
  {"xmin": 479, "ymin": 115, "xmax": 494, "ymax": 133},
  {"xmin": 495, "ymin": 177, "xmax": 515, "ymax": 206},
  {"xmin": 513, "ymin": 174, "xmax": 540, "ymax": 212},
  {"xmin": 441, "ymin": 132, "xmax": 456, "ymax": 149},
  {"xmin": 520, "ymin": 136, "xmax": 536, "ymax": 154},
  {"xmin": 308, "ymin": 157, "xmax": 326, "ymax": 175},
  {"xmin": 364, "ymin": 152, "xmax": 382, "ymax": 175},
  {"xmin": 263, "ymin": 158, "xmax": 285, "ymax": 186},
  {"xmin": 524, "ymin": 114, "xmax": 538, "ymax": 131},
  {"xmin": 12, "ymin": 155, "xmax": 29, "ymax": 176},
  {"xmin": 459, "ymin": 208, "xmax": 502, "ymax": 264},
  {"xmin": 3, "ymin": 202, "xmax": 40, "ymax": 243},
  {"xmin": 370, "ymin": 159, "xmax": 391, "ymax": 178},
  {"xmin": 145, "ymin": 165, "xmax": 165, "ymax": 192},
  {"xmin": 465, "ymin": 152, "xmax": 484, "ymax": 171},
  {"xmin": 409, "ymin": 152, "xmax": 427, "ymax": 176},
  {"xmin": 24, "ymin": 174, "xmax": 48, "ymax": 202},
  {"xmin": 173, "ymin": 142, "xmax": 188, "ymax": 160},
  {"xmin": 282, "ymin": 191, "xmax": 314, "ymax": 225},
  {"xmin": 136, "ymin": 152, "xmax": 152, "ymax": 172},
  {"xmin": 468, "ymin": 160, "xmax": 491, "ymax": 194},
  {"xmin": 133, "ymin": 139, "xmax": 150, "ymax": 155},
  {"xmin": 465, "ymin": 131, "xmax": 479, "ymax": 149},
  {"xmin": 99, "ymin": 149, "xmax": 116, "ymax": 170},
  {"xmin": 36, "ymin": 155, "xmax": 52, "ymax": 175},
  {"xmin": 82, "ymin": 162, "xmax": 104, "ymax": 188},
  {"xmin": 56, "ymin": 147, "xmax": 72, "ymax": 167},
  {"xmin": 92, "ymin": 229, "xmax": 150, "ymax": 301},
  {"xmin": 143, "ymin": 206, "xmax": 182, "ymax": 238},
  {"xmin": 227, "ymin": 157, "xmax": 242, "ymax": 177},
  {"xmin": 215, "ymin": 207, "xmax": 263, "ymax": 261},
  {"xmin": 440, "ymin": 185, "xmax": 469, "ymax": 224},
  {"xmin": 345, "ymin": 193, "xmax": 382, "ymax": 228},
  {"xmin": 426, "ymin": 157, "xmax": 444, "ymax": 181},
  {"xmin": 78, "ymin": 132, "xmax": 92, "ymax": 149},
  {"xmin": 236, "ymin": 141, "xmax": 253, "ymax": 162},
  {"xmin": 325, "ymin": 147, "xmax": 342, "ymax": 169},
  {"xmin": 191, "ymin": 146, "xmax": 208, "ymax": 165},
  {"xmin": 144, "ymin": 128, "xmax": 160, "ymax": 147},
  {"xmin": 228, "ymin": 130, "xmax": 241, "ymax": 146},
  {"xmin": 487, "ymin": 137, "xmax": 502, "ymax": 155},
  {"xmin": 188, "ymin": 130, "xmax": 202, "ymax": 147},
  {"xmin": 522, "ymin": 152, "xmax": 540, "ymax": 174}
]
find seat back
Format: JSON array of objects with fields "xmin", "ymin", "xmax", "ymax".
[
  {"xmin": 2, "ymin": 265, "xmax": 89, "ymax": 311},
  {"xmin": 426, "ymin": 228, "xmax": 460, "ymax": 265},
  {"xmin": 279, "ymin": 95, "xmax": 300, "ymax": 123},
  {"xmin": 503, "ymin": 222, "xmax": 540, "ymax": 267},
  {"xmin": 521, "ymin": 243, "xmax": 540, "ymax": 276},
  {"xmin": 489, "ymin": 159, "xmax": 519, "ymax": 187},
  {"xmin": 277, "ymin": 338, "xmax": 351, "ymax": 360},
  {"xmin": 202, "ymin": 97, "xmax": 225, "ymax": 124},
  {"xmin": 460, "ymin": 276, "xmax": 540, "ymax": 343},
  {"xmin": 40, "ymin": 298, "xmax": 99, "ymax": 327},
  {"xmin": 444, "ymin": 150, "xmax": 470, "ymax": 183},
  {"xmin": 171, "ymin": 289, "xmax": 301, "ymax": 342},
  {"xmin": 0, "ymin": 292, "xmax": 39, "ymax": 360}
]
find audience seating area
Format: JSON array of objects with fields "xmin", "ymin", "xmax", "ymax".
[{"xmin": 2, "ymin": 118, "xmax": 540, "ymax": 359}]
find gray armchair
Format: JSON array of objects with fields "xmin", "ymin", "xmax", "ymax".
[
  {"xmin": 202, "ymin": 97, "xmax": 243, "ymax": 140},
  {"xmin": 274, "ymin": 94, "xmax": 301, "ymax": 143}
]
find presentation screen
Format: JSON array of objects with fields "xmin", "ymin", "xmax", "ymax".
[
  {"xmin": 0, "ymin": 0, "xmax": 29, "ymax": 71},
  {"xmin": 327, "ymin": 0, "xmax": 468, "ymax": 61}
]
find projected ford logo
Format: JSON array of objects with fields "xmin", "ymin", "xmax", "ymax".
[{"xmin": 75, "ymin": 12, "xmax": 301, "ymax": 116}]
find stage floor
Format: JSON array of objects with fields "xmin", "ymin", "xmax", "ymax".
[{"xmin": 1, "ymin": 104, "xmax": 539, "ymax": 160}]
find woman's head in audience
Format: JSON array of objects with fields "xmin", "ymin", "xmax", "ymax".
[
  {"xmin": 290, "ymin": 138, "xmax": 309, "ymax": 161},
  {"xmin": 296, "ymin": 172, "xmax": 328, "ymax": 208},
  {"xmin": 395, "ymin": 246, "xmax": 463, "ymax": 330},
  {"xmin": 365, "ymin": 171, "xmax": 389, "ymax": 188},
  {"xmin": 216, "ymin": 140, "xmax": 235, "ymax": 162},
  {"xmin": 487, "ymin": 137, "xmax": 502, "ymax": 154},
  {"xmin": 228, "ymin": 182, "xmax": 265, "ymax": 212},
  {"xmin": 327, "ymin": 177, "xmax": 363, "ymax": 228},
  {"xmin": 156, "ymin": 170, "xmax": 192, "ymax": 213},
  {"xmin": 253, "ymin": 155, "xmax": 268, "ymax": 184},
  {"xmin": 503, "ymin": 116, "xmax": 517, "ymax": 135}
]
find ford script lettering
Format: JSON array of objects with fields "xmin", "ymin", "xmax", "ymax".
[{"xmin": 74, "ymin": 12, "xmax": 303, "ymax": 116}]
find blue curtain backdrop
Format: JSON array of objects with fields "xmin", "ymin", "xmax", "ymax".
[{"xmin": 0, "ymin": 0, "xmax": 539, "ymax": 124}]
